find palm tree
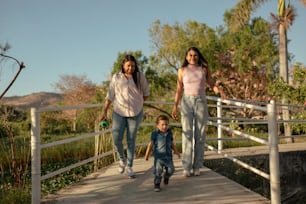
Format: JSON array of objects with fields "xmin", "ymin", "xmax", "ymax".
[{"xmin": 229, "ymin": 0, "xmax": 306, "ymax": 143}]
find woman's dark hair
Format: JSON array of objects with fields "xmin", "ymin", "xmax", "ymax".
[
  {"xmin": 121, "ymin": 55, "xmax": 140, "ymax": 89},
  {"xmin": 182, "ymin": 47, "xmax": 208, "ymax": 68}
]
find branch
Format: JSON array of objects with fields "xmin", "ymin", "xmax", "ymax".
[
  {"xmin": 0, "ymin": 53, "xmax": 26, "ymax": 100},
  {"xmin": 144, "ymin": 104, "xmax": 172, "ymax": 118}
]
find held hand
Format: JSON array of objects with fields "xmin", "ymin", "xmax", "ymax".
[
  {"xmin": 220, "ymin": 90, "xmax": 227, "ymax": 100},
  {"xmin": 171, "ymin": 108, "xmax": 178, "ymax": 121},
  {"xmin": 99, "ymin": 113, "xmax": 106, "ymax": 122},
  {"xmin": 214, "ymin": 85, "xmax": 227, "ymax": 100}
]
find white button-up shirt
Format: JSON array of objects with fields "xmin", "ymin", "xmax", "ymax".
[{"xmin": 106, "ymin": 72, "xmax": 149, "ymax": 117}]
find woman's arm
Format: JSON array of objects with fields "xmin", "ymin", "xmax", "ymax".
[
  {"xmin": 145, "ymin": 141, "xmax": 154, "ymax": 160},
  {"xmin": 172, "ymin": 68, "xmax": 184, "ymax": 120},
  {"xmin": 171, "ymin": 141, "xmax": 181, "ymax": 158},
  {"xmin": 99, "ymin": 99, "xmax": 112, "ymax": 121},
  {"xmin": 140, "ymin": 72, "xmax": 150, "ymax": 100}
]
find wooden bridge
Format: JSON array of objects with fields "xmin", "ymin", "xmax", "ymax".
[
  {"xmin": 41, "ymin": 142, "xmax": 306, "ymax": 204},
  {"xmin": 42, "ymin": 157, "xmax": 269, "ymax": 204}
]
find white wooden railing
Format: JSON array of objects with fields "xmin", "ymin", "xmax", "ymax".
[{"xmin": 31, "ymin": 97, "xmax": 306, "ymax": 204}]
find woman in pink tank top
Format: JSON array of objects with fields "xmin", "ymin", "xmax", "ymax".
[{"xmin": 172, "ymin": 47, "xmax": 226, "ymax": 177}]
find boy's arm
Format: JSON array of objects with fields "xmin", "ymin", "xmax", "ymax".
[
  {"xmin": 171, "ymin": 141, "xmax": 180, "ymax": 158},
  {"xmin": 145, "ymin": 141, "xmax": 154, "ymax": 160}
]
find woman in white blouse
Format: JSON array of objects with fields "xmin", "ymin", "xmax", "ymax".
[{"xmin": 100, "ymin": 55, "xmax": 150, "ymax": 178}]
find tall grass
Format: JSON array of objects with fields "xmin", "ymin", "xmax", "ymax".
[{"xmin": 0, "ymin": 120, "xmax": 31, "ymax": 204}]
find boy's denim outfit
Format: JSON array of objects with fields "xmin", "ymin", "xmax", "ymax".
[{"xmin": 151, "ymin": 129, "xmax": 175, "ymax": 186}]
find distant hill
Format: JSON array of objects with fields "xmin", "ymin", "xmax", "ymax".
[{"xmin": 1, "ymin": 92, "xmax": 63, "ymax": 111}]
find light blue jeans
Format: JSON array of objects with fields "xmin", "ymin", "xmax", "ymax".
[
  {"xmin": 180, "ymin": 95, "xmax": 208, "ymax": 171},
  {"xmin": 112, "ymin": 110, "xmax": 143, "ymax": 168},
  {"xmin": 154, "ymin": 158, "xmax": 175, "ymax": 185}
]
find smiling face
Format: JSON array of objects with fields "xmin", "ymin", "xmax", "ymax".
[
  {"xmin": 122, "ymin": 60, "xmax": 136, "ymax": 76},
  {"xmin": 156, "ymin": 119, "xmax": 169, "ymax": 133},
  {"xmin": 185, "ymin": 49, "xmax": 199, "ymax": 65}
]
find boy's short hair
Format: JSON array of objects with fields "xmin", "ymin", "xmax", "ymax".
[{"xmin": 156, "ymin": 115, "xmax": 169, "ymax": 124}]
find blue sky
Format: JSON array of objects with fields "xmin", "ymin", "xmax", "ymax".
[{"xmin": 1, "ymin": 0, "xmax": 306, "ymax": 97}]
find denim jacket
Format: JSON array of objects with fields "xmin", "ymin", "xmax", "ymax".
[{"xmin": 151, "ymin": 129, "xmax": 173, "ymax": 160}]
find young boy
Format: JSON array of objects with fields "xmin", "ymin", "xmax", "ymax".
[{"xmin": 145, "ymin": 115, "xmax": 180, "ymax": 192}]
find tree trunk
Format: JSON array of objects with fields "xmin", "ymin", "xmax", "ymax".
[{"xmin": 279, "ymin": 23, "xmax": 293, "ymax": 143}]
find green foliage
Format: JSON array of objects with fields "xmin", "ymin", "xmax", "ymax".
[
  {"xmin": 0, "ymin": 134, "xmax": 31, "ymax": 204},
  {"xmin": 0, "ymin": 186, "xmax": 31, "ymax": 204},
  {"xmin": 0, "ymin": 135, "xmax": 31, "ymax": 183},
  {"xmin": 0, "ymin": 105, "xmax": 30, "ymax": 138},
  {"xmin": 269, "ymin": 77, "xmax": 292, "ymax": 100},
  {"xmin": 145, "ymin": 68, "xmax": 177, "ymax": 99},
  {"xmin": 0, "ymin": 124, "xmax": 8, "ymax": 137},
  {"xmin": 149, "ymin": 20, "xmax": 220, "ymax": 72},
  {"xmin": 268, "ymin": 64, "xmax": 306, "ymax": 135},
  {"xmin": 268, "ymin": 64, "xmax": 306, "ymax": 104},
  {"xmin": 40, "ymin": 111, "xmax": 71, "ymax": 135},
  {"xmin": 291, "ymin": 111, "xmax": 306, "ymax": 134},
  {"xmin": 221, "ymin": 17, "xmax": 278, "ymax": 73},
  {"xmin": 42, "ymin": 164, "xmax": 94, "ymax": 195}
]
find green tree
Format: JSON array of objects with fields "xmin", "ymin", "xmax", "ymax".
[
  {"xmin": 269, "ymin": 63, "xmax": 306, "ymax": 104},
  {"xmin": 149, "ymin": 20, "xmax": 219, "ymax": 72},
  {"xmin": 229, "ymin": 0, "xmax": 306, "ymax": 141},
  {"xmin": 269, "ymin": 64, "xmax": 306, "ymax": 135},
  {"xmin": 213, "ymin": 17, "xmax": 278, "ymax": 118}
]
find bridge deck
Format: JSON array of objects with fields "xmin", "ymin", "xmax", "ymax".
[{"xmin": 42, "ymin": 157, "xmax": 270, "ymax": 204}]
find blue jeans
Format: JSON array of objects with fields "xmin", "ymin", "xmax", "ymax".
[
  {"xmin": 112, "ymin": 110, "xmax": 143, "ymax": 168},
  {"xmin": 180, "ymin": 95, "xmax": 208, "ymax": 170},
  {"xmin": 154, "ymin": 158, "xmax": 175, "ymax": 185}
]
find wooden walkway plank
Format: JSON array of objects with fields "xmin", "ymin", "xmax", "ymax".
[{"xmin": 42, "ymin": 158, "xmax": 270, "ymax": 204}]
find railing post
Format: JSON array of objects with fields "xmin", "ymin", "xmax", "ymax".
[
  {"xmin": 267, "ymin": 100, "xmax": 281, "ymax": 204},
  {"xmin": 31, "ymin": 108, "xmax": 41, "ymax": 204},
  {"xmin": 94, "ymin": 121, "xmax": 99, "ymax": 172},
  {"xmin": 217, "ymin": 99, "xmax": 223, "ymax": 151}
]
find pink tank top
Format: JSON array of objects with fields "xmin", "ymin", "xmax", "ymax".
[{"xmin": 182, "ymin": 65, "xmax": 206, "ymax": 96}]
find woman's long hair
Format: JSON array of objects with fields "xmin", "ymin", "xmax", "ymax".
[
  {"xmin": 182, "ymin": 47, "xmax": 209, "ymax": 68},
  {"xmin": 121, "ymin": 55, "xmax": 140, "ymax": 89}
]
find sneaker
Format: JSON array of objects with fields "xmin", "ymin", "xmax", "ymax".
[
  {"xmin": 154, "ymin": 184, "xmax": 161, "ymax": 192},
  {"xmin": 118, "ymin": 160, "xmax": 126, "ymax": 174},
  {"xmin": 194, "ymin": 169, "xmax": 200, "ymax": 176},
  {"xmin": 183, "ymin": 169, "xmax": 191, "ymax": 177},
  {"xmin": 126, "ymin": 167, "xmax": 136, "ymax": 179},
  {"xmin": 164, "ymin": 177, "xmax": 169, "ymax": 185}
]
